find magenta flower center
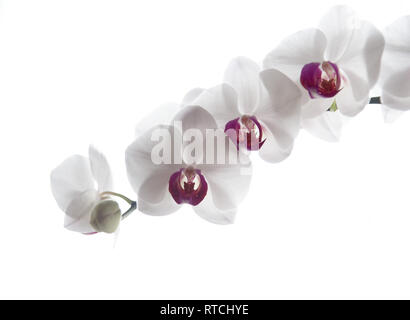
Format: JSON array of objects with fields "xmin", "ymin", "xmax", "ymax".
[
  {"xmin": 224, "ymin": 115, "xmax": 266, "ymax": 151},
  {"xmin": 300, "ymin": 61, "xmax": 342, "ymax": 99},
  {"xmin": 168, "ymin": 166, "xmax": 208, "ymax": 206}
]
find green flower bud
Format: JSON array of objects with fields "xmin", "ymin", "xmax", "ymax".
[{"xmin": 90, "ymin": 200, "xmax": 121, "ymax": 234}]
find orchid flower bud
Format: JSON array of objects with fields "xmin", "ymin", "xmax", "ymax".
[{"xmin": 90, "ymin": 199, "xmax": 121, "ymax": 233}]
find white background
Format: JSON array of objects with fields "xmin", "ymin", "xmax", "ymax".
[{"xmin": 0, "ymin": 0, "xmax": 410, "ymax": 299}]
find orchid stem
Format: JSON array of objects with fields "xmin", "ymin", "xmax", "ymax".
[
  {"xmin": 369, "ymin": 96, "xmax": 382, "ymax": 104},
  {"xmin": 101, "ymin": 191, "xmax": 133, "ymax": 204},
  {"xmin": 100, "ymin": 191, "xmax": 137, "ymax": 220},
  {"xmin": 121, "ymin": 201, "xmax": 137, "ymax": 220}
]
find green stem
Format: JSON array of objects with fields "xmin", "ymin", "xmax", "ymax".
[
  {"xmin": 100, "ymin": 191, "xmax": 137, "ymax": 220},
  {"xmin": 121, "ymin": 201, "xmax": 137, "ymax": 220},
  {"xmin": 369, "ymin": 96, "xmax": 381, "ymax": 104},
  {"xmin": 101, "ymin": 191, "xmax": 134, "ymax": 205}
]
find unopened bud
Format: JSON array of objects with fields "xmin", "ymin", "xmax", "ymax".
[{"xmin": 90, "ymin": 200, "xmax": 121, "ymax": 233}]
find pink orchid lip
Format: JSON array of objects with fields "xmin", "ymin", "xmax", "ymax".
[
  {"xmin": 168, "ymin": 166, "xmax": 208, "ymax": 206},
  {"xmin": 224, "ymin": 115, "xmax": 266, "ymax": 151},
  {"xmin": 300, "ymin": 61, "xmax": 342, "ymax": 99}
]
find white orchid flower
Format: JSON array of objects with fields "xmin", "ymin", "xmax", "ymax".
[
  {"xmin": 126, "ymin": 105, "xmax": 252, "ymax": 224},
  {"xmin": 190, "ymin": 57, "xmax": 302, "ymax": 163},
  {"xmin": 264, "ymin": 5, "xmax": 385, "ymax": 141},
  {"xmin": 50, "ymin": 146, "xmax": 136, "ymax": 234},
  {"xmin": 378, "ymin": 16, "xmax": 410, "ymax": 122}
]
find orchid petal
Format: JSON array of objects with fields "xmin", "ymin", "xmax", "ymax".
[
  {"xmin": 196, "ymin": 131, "xmax": 252, "ymax": 212},
  {"xmin": 258, "ymin": 123, "xmax": 293, "ymax": 163},
  {"xmin": 224, "ymin": 57, "xmax": 262, "ymax": 114},
  {"xmin": 302, "ymin": 111, "xmax": 344, "ymax": 142},
  {"xmin": 194, "ymin": 146, "xmax": 251, "ymax": 224},
  {"xmin": 135, "ymin": 103, "xmax": 180, "ymax": 137},
  {"xmin": 258, "ymin": 118, "xmax": 295, "ymax": 163},
  {"xmin": 202, "ymin": 164, "xmax": 251, "ymax": 211},
  {"xmin": 88, "ymin": 145, "xmax": 113, "ymax": 192},
  {"xmin": 257, "ymin": 69, "xmax": 302, "ymax": 149},
  {"xmin": 301, "ymin": 97, "xmax": 335, "ymax": 119},
  {"xmin": 50, "ymin": 155, "xmax": 95, "ymax": 211},
  {"xmin": 258, "ymin": 69, "xmax": 302, "ymax": 117},
  {"xmin": 138, "ymin": 171, "xmax": 181, "ymax": 216},
  {"xmin": 381, "ymin": 67, "xmax": 410, "ymax": 111},
  {"xmin": 126, "ymin": 125, "xmax": 181, "ymax": 208},
  {"xmin": 381, "ymin": 16, "xmax": 410, "ymax": 84},
  {"xmin": 191, "ymin": 83, "xmax": 239, "ymax": 127},
  {"xmin": 336, "ymin": 69, "xmax": 369, "ymax": 116},
  {"xmin": 337, "ymin": 21, "xmax": 385, "ymax": 88},
  {"xmin": 263, "ymin": 28, "xmax": 327, "ymax": 82},
  {"xmin": 382, "ymin": 91, "xmax": 410, "ymax": 113},
  {"xmin": 193, "ymin": 186, "xmax": 237, "ymax": 225},
  {"xmin": 318, "ymin": 5, "xmax": 358, "ymax": 62},
  {"xmin": 172, "ymin": 105, "xmax": 218, "ymax": 134},
  {"xmin": 181, "ymin": 88, "xmax": 205, "ymax": 106},
  {"xmin": 381, "ymin": 104, "xmax": 406, "ymax": 123},
  {"xmin": 173, "ymin": 105, "xmax": 221, "ymax": 165}
]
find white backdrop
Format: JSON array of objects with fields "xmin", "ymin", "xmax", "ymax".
[{"xmin": 1, "ymin": 0, "xmax": 410, "ymax": 299}]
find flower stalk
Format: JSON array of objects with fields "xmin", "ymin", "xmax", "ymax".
[
  {"xmin": 100, "ymin": 191, "xmax": 137, "ymax": 220},
  {"xmin": 369, "ymin": 97, "xmax": 382, "ymax": 104}
]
